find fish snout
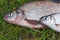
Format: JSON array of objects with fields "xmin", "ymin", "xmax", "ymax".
[{"xmin": 3, "ymin": 14, "xmax": 8, "ymax": 21}]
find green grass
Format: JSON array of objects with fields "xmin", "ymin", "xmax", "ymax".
[{"xmin": 0, "ymin": 0, "xmax": 60, "ymax": 40}]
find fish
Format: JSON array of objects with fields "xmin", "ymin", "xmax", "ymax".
[
  {"xmin": 3, "ymin": 1, "xmax": 60, "ymax": 28},
  {"xmin": 3, "ymin": 9, "xmax": 45, "ymax": 28},
  {"xmin": 40, "ymin": 13, "xmax": 60, "ymax": 32}
]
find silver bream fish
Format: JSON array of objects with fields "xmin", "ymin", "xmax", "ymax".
[
  {"xmin": 40, "ymin": 13, "xmax": 60, "ymax": 32},
  {"xmin": 3, "ymin": 1, "xmax": 60, "ymax": 28}
]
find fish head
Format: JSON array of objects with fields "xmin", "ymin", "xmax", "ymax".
[
  {"xmin": 40, "ymin": 16, "xmax": 55, "ymax": 26},
  {"xmin": 3, "ymin": 9, "xmax": 24, "ymax": 23}
]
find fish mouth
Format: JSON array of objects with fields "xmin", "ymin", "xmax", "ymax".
[{"xmin": 3, "ymin": 15, "xmax": 8, "ymax": 21}]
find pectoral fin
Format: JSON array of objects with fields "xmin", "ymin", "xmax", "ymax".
[{"xmin": 25, "ymin": 18, "xmax": 40, "ymax": 25}]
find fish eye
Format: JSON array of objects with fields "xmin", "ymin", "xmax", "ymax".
[
  {"xmin": 42, "ymin": 16, "xmax": 49, "ymax": 21},
  {"xmin": 8, "ymin": 13, "xmax": 13, "ymax": 17}
]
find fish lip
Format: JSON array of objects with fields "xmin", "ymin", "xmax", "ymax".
[
  {"xmin": 3, "ymin": 17, "xmax": 7, "ymax": 21},
  {"xmin": 3, "ymin": 15, "xmax": 8, "ymax": 21}
]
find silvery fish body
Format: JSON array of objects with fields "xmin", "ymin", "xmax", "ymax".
[
  {"xmin": 40, "ymin": 13, "xmax": 60, "ymax": 32},
  {"xmin": 20, "ymin": 1, "xmax": 60, "ymax": 21},
  {"xmin": 3, "ymin": 1, "xmax": 60, "ymax": 28}
]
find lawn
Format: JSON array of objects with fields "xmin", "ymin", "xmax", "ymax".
[{"xmin": 0, "ymin": 0, "xmax": 60, "ymax": 40}]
